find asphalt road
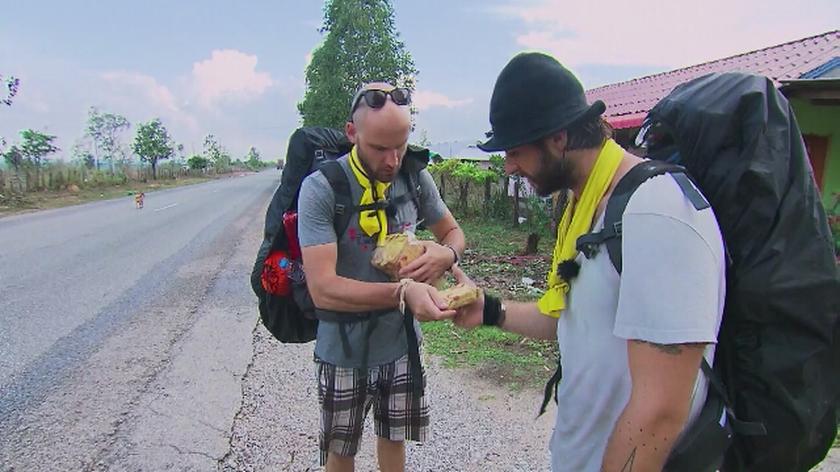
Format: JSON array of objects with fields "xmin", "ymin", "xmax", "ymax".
[{"xmin": 0, "ymin": 171, "xmax": 278, "ymax": 470}]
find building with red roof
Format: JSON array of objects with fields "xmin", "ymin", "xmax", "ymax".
[{"xmin": 586, "ymin": 30, "xmax": 839, "ymax": 204}]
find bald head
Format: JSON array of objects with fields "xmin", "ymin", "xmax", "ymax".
[
  {"xmin": 346, "ymin": 82, "xmax": 412, "ymax": 182},
  {"xmin": 349, "ymin": 82, "xmax": 411, "ymax": 129}
]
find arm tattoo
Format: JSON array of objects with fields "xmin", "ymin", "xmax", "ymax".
[
  {"xmin": 620, "ymin": 447, "xmax": 637, "ymax": 472},
  {"xmin": 633, "ymin": 340, "xmax": 707, "ymax": 356}
]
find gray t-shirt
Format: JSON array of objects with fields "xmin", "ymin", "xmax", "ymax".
[
  {"xmin": 297, "ymin": 155, "xmax": 447, "ymax": 368},
  {"xmin": 549, "ymin": 174, "xmax": 726, "ymax": 471}
]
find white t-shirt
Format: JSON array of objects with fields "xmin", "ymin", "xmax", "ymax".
[{"xmin": 549, "ymin": 174, "xmax": 726, "ymax": 472}]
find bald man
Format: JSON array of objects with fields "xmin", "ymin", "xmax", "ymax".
[{"xmin": 297, "ymin": 82, "xmax": 465, "ymax": 472}]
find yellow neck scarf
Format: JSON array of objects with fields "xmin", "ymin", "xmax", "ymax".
[
  {"xmin": 349, "ymin": 146, "xmax": 391, "ymax": 245},
  {"xmin": 537, "ymin": 139, "xmax": 625, "ymax": 318}
]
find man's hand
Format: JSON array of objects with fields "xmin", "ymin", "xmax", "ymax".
[
  {"xmin": 403, "ymin": 281, "xmax": 457, "ymax": 322},
  {"xmin": 451, "ymin": 265, "xmax": 484, "ymax": 329},
  {"xmin": 398, "ymin": 240, "xmax": 456, "ymax": 283}
]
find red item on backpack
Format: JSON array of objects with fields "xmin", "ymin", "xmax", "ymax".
[
  {"xmin": 261, "ymin": 250, "xmax": 292, "ymax": 296},
  {"xmin": 283, "ymin": 211, "xmax": 301, "ymax": 260}
]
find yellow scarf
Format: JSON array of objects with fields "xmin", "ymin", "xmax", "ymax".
[
  {"xmin": 349, "ymin": 146, "xmax": 391, "ymax": 245},
  {"xmin": 537, "ymin": 139, "xmax": 625, "ymax": 318}
]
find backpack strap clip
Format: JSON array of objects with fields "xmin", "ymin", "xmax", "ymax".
[{"xmin": 576, "ymin": 220, "xmax": 623, "ymax": 260}]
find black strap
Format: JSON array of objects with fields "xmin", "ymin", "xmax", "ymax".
[
  {"xmin": 320, "ymin": 160, "xmax": 423, "ymax": 237},
  {"xmin": 576, "ymin": 219, "xmax": 622, "ymax": 260},
  {"xmin": 600, "ymin": 160, "xmax": 709, "ymax": 274},
  {"xmin": 319, "ymin": 160, "xmax": 356, "ymax": 237},
  {"xmin": 700, "ymin": 359, "xmax": 767, "ymax": 436},
  {"xmin": 539, "ymin": 353, "xmax": 563, "ymax": 417},
  {"xmin": 359, "ymin": 315, "xmax": 379, "ymax": 372},
  {"xmin": 403, "ymin": 309, "xmax": 424, "ymax": 398}
]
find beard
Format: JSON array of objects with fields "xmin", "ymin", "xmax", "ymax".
[{"xmin": 528, "ymin": 145, "xmax": 575, "ymax": 197}]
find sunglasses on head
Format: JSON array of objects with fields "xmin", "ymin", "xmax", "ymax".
[{"xmin": 350, "ymin": 87, "xmax": 411, "ymax": 116}]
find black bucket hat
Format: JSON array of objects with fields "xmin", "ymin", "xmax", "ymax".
[{"xmin": 479, "ymin": 52, "xmax": 606, "ymax": 152}]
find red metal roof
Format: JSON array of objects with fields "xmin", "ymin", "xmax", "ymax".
[{"xmin": 586, "ymin": 30, "xmax": 840, "ymax": 129}]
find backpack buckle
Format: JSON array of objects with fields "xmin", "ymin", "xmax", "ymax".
[
  {"xmin": 579, "ymin": 243, "xmax": 600, "ymax": 259},
  {"xmin": 335, "ymin": 204, "xmax": 345, "ymax": 215}
]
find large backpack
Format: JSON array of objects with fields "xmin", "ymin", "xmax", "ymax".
[
  {"xmin": 576, "ymin": 72, "xmax": 840, "ymax": 471},
  {"xmin": 250, "ymin": 126, "xmax": 431, "ymax": 344}
]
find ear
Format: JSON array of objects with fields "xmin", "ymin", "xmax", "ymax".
[
  {"xmin": 546, "ymin": 129, "xmax": 568, "ymax": 153},
  {"xmin": 345, "ymin": 121, "xmax": 358, "ymax": 145}
]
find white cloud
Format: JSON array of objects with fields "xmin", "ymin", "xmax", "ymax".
[
  {"xmin": 496, "ymin": 0, "xmax": 839, "ymax": 70},
  {"xmin": 413, "ymin": 90, "xmax": 474, "ymax": 111},
  {"xmin": 100, "ymin": 71, "xmax": 198, "ymax": 132},
  {"xmin": 191, "ymin": 49, "xmax": 273, "ymax": 108}
]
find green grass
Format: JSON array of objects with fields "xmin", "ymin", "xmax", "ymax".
[
  {"xmin": 420, "ymin": 214, "xmax": 558, "ymax": 390},
  {"xmin": 0, "ymin": 175, "xmax": 218, "ymax": 217},
  {"xmin": 423, "ymin": 320, "xmax": 556, "ymax": 390}
]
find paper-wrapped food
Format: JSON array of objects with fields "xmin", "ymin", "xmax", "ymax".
[
  {"xmin": 439, "ymin": 284, "xmax": 481, "ymax": 309},
  {"xmin": 371, "ymin": 233, "xmax": 426, "ymax": 280}
]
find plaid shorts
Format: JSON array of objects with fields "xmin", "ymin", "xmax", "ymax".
[{"xmin": 315, "ymin": 354, "xmax": 429, "ymax": 465}]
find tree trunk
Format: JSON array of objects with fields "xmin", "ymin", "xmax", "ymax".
[
  {"xmin": 524, "ymin": 233, "xmax": 540, "ymax": 255},
  {"xmin": 152, "ymin": 161, "xmax": 157, "ymax": 180}
]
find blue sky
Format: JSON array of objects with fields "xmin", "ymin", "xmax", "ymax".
[{"xmin": 2, "ymin": 0, "xmax": 838, "ymax": 161}]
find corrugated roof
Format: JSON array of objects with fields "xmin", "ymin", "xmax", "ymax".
[
  {"xmin": 428, "ymin": 140, "xmax": 490, "ymax": 159},
  {"xmin": 586, "ymin": 30, "xmax": 840, "ymax": 129}
]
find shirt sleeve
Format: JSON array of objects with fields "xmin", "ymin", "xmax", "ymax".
[
  {"xmin": 613, "ymin": 193, "xmax": 724, "ymax": 345},
  {"xmin": 297, "ymin": 172, "xmax": 337, "ymax": 247}
]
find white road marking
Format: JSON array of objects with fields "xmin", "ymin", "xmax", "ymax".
[{"xmin": 154, "ymin": 203, "xmax": 178, "ymax": 212}]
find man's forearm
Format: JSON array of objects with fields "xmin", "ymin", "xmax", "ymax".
[
  {"xmin": 310, "ymin": 276, "xmax": 400, "ymax": 313},
  {"xmin": 498, "ymin": 301, "xmax": 558, "ymax": 340},
  {"xmin": 438, "ymin": 227, "xmax": 465, "ymax": 261},
  {"xmin": 600, "ymin": 401, "xmax": 687, "ymax": 472}
]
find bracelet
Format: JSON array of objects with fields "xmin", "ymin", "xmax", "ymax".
[
  {"xmin": 483, "ymin": 294, "xmax": 504, "ymax": 326},
  {"xmin": 398, "ymin": 278, "xmax": 413, "ymax": 315},
  {"xmin": 445, "ymin": 244, "xmax": 459, "ymax": 266}
]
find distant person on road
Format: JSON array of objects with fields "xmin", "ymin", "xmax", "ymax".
[{"xmin": 297, "ymin": 82, "xmax": 465, "ymax": 472}]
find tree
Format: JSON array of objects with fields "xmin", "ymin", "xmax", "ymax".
[
  {"xmin": 1, "ymin": 75, "xmax": 20, "ymax": 107},
  {"xmin": 16, "ymin": 129, "xmax": 58, "ymax": 191},
  {"xmin": 187, "ymin": 154, "xmax": 209, "ymax": 170},
  {"xmin": 298, "ymin": 0, "xmax": 418, "ymax": 128},
  {"xmin": 86, "ymin": 107, "xmax": 130, "ymax": 172},
  {"xmin": 19, "ymin": 129, "xmax": 59, "ymax": 168},
  {"xmin": 245, "ymin": 146, "xmax": 261, "ymax": 170},
  {"xmin": 132, "ymin": 118, "xmax": 174, "ymax": 180},
  {"xmin": 3, "ymin": 144, "xmax": 24, "ymax": 172},
  {"xmin": 70, "ymin": 139, "xmax": 96, "ymax": 169},
  {"xmin": 204, "ymin": 134, "xmax": 231, "ymax": 172}
]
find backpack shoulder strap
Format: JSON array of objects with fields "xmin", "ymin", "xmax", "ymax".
[
  {"xmin": 319, "ymin": 160, "xmax": 357, "ymax": 237},
  {"xmin": 387, "ymin": 166, "xmax": 422, "ymax": 217},
  {"xmin": 578, "ymin": 160, "xmax": 709, "ymax": 274}
]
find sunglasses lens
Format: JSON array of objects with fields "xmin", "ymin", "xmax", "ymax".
[
  {"xmin": 364, "ymin": 90, "xmax": 388, "ymax": 109},
  {"xmin": 391, "ymin": 88, "xmax": 410, "ymax": 105}
]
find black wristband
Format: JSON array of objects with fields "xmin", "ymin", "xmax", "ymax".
[
  {"xmin": 445, "ymin": 244, "xmax": 459, "ymax": 266},
  {"xmin": 483, "ymin": 294, "xmax": 502, "ymax": 326}
]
